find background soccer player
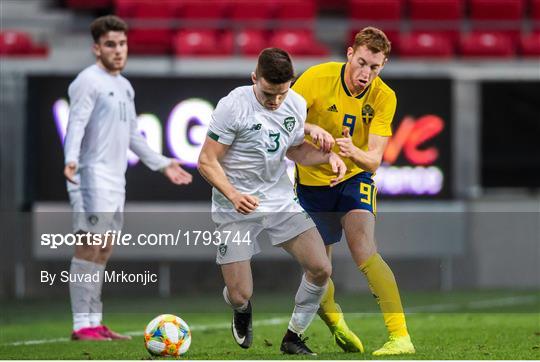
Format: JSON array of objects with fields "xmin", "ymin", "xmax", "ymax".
[
  {"xmin": 292, "ymin": 27, "xmax": 415, "ymax": 355},
  {"xmin": 63, "ymin": 15, "xmax": 192, "ymax": 341},
  {"xmin": 197, "ymin": 48, "xmax": 346, "ymax": 355}
]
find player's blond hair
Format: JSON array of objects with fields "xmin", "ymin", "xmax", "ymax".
[{"xmin": 352, "ymin": 27, "xmax": 391, "ymax": 57}]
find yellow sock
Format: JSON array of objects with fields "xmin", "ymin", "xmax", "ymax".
[
  {"xmin": 359, "ymin": 253, "xmax": 409, "ymax": 338},
  {"xmin": 318, "ymin": 278, "xmax": 342, "ymax": 326}
]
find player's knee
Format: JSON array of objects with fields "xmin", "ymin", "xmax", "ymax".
[
  {"xmin": 100, "ymin": 242, "xmax": 113, "ymax": 255},
  {"xmin": 74, "ymin": 243, "xmax": 100, "ymax": 260},
  {"xmin": 308, "ymin": 260, "xmax": 332, "ymax": 284},
  {"xmin": 349, "ymin": 244, "xmax": 377, "ymax": 266},
  {"xmin": 320, "ymin": 261, "xmax": 332, "ymax": 281}
]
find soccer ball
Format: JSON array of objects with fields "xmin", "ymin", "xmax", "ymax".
[{"xmin": 144, "ymin": 314, "xmax": 191, "ymax": 357}]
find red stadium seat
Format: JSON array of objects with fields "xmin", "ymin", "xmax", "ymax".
[
  {"xmin": 230, "ymin": 0, "xmax": 275, "ymax": 21},
  {"xmin": 225, "ymin": 29, "xmax": 267, "ymax": 56},
  {"xmin": 270, "ymin": 29, "xmax": 329, "ymax": 56},
  {"xmin": 178, "ymin": 0, "xmax": 228, "ymax": 21},
  {"xmin": 115, "ymin": 0, "xmax": 183, "ymax": 18},
  {"xmin": 469, "ymin": 0, "xmax": 524, "ymax": 20},
  {"xmin": 519, "ymin": 32, "xmax": 540, "ymax": 56},
  {"xmin": 174, "ymin": 29, "xmax": 217, "ymax": 56},
  {"xmin": 128, "ymin": 30, "xmax": 173, "ymax": 54},
  {"xmin": 0, "ymin": 31, "xmax": 48, "ymax": 57},
  {"xmin": 274, "ymin": 0, "xmax": 317, "ymax": 21},
  {"xmin": 532, "ymin": 0, "xmax": 540, "ymax": 18},
  {"xmin": 0, "ymin": 31, "xmax": 32, "ymax": 55},
  {"xmin": 349, "ymin": 0, "xmax": 402, "ymax": 20},
  {"xmin": 130, "ymin": 2, "xmax": 177, "ymax": 20},
  {"xmin": 531, "ymin": 0, "xmax": 540, "ymax": 31},
  {"xmin": 0, "ymin": 30, "xmax": 49, "ymax": 57},
  {"xmin": 409, "ymin": 0, "xmax": 462, "ymax": 20},
  {"xmin": 317, "ymin": 0, "xmax": 347, "ymax": 11},
  {"xmin": 459, "ymin": 31, "xmax": 515, "ymax": 57},
  {"xmin": 66, "ymin": 0, "xmax": 112, "ymax": 10},
  {"xmin": 114, "ymin": 0, "xmax": 139, "ymax": 18},
  {"xmin": 398, "ymin": 32, "xmax": 454, "ymax": 58},
  {"xmin": 408, "ymin": 0, "xmax": 462, "ymax": 44},
  {"xmin": 175, "ymin": 0, "xmax": 228, "ymax": 34},
  {"xmin": 228, "ymin": 0, "xmax": 275, "ymax": 54},
  {"xmin": 469, "ymin": 0, "xmax": 524, "ymax": 40},
  {"xmin": 125, "ymin": 2, "xmax": 176, "ymax": 55},
  {"xmin": 174, "ymin": 29, "xmax": 232, "ymax": 56},
  {"xmin": 348, "ymin": 0, "xmax": 402, "ymax": 51}
]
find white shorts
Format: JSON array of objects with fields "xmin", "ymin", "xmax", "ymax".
[
  {"xmin": 69, "ymin": 189, "xmax": 125, "ymax": 234},
  {"xmin": 215, "ymin": 211, "xmax": 316, "ymax": 265}
]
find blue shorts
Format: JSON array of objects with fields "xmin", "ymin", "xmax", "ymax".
[{"xmin": 296, "ymin": 172, "xmax": 377, "ymax": 245}]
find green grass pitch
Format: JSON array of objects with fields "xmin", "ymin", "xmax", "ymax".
[{"xmin": 1, "ymin": 290, "xmax": 539, "ymax": 359}]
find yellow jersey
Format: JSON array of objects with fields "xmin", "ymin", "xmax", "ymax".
[{"xmin": 292, "ymin": 62, "xmax": 396, "ymax": 186}]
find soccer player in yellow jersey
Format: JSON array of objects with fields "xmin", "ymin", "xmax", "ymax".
[{"xmin": 291, "ymin": 27, "xmax": 415, "ymax": 356}]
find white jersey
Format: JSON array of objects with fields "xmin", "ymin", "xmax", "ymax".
[
  {"xmin": 208, "ymin": 85, "xmax": 307, "ymax": 213},
  {"xmin": 64, "ymin": 64, "xmax": 170, "ymax": 192}
]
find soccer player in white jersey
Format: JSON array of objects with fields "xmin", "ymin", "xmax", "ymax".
[
  {"xmin": 63, "ymin": 15, "xmax": 192, "ymax": 341},
  {"xmin": 198, "ymin": 48, "xmax": 347, "ymax": 355}
]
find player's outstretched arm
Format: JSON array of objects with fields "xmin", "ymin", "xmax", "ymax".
[
  {"xmin": 287, "ymin": 142, "xmax": 346, "ymax": 186},
  {"xmin": 197, "ymin": 137, "xmax": 259, "ymax": 214},
  {"xmin": 129, "ymin": 124, "xmax": 170, "ymax": 171},
  {"xmin": 304, "ymin": 123, "xmax": 335, "ymax": 153},
  {"xmin": 336, "ymin": 128, "xmax": 388, "ymax": 173}
]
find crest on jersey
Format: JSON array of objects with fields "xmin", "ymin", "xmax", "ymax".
[
  {"xmin": 362, "ymin": 104, "xmax": 375, "ymax": 124},
  {"xmin": 283, "ymin": 116, "xmax": 296, "ymax": 132},
  {"xmin": 88, "ymin": 214, "xmax": 99, "ymax": 225},
  {"xmin": 218, "ymin": 243, "xmax": 227, "ymax": 256}
]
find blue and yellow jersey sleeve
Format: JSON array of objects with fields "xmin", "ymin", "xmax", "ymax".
[{"xmin": 292, "ymin": 62, "xmax": 396, "ymax": 186}]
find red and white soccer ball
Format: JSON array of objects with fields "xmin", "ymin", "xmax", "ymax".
[{"xmin": 144, "ymin": 314, "xmax": 191, "ymax": 357}]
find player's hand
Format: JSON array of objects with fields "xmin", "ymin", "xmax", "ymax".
[
  {"xmin": 328, "ymin": 153, "xmax": 346, "ymax": 187},
  {"xmin": 308, "ymin": 124, "xmax": 335, "ymax": 153},
  {"xmin": 230, "ymin": 193, "xmax": 259, "ymax": 215},
  {"xmin": 336, "ymin": 127, "xmax": 359, "ymax": 160},
  {"xmin": 64, "ymin": 162, "xmax": 78, "ymax": 185},
  {"xmin": 163, "ymin": 159, "xmax": 193, "ymax": 185}
]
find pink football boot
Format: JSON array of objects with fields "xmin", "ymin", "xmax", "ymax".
[
  {"xmin": 95, "ymin": 325, "xmax": 132, "ymax": 340},
  {"xmin": 71, "ymin": 326, "xmax": 110, "ymax": 341}
]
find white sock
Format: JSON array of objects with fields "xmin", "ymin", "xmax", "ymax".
[
  {"xmin": 288, "ymin": 274, "xmax": 327, "ymax": 335},
  {"xmin": 223, "ymin": 286, "xmax": 248, "ymax": 312},
  {"xmin": 89, "ymin": 263, "xmax": 105, "ymax": 327},
  {"xmin": 70, "ymin": 257, "xmax": 95, "ymax": 331}
]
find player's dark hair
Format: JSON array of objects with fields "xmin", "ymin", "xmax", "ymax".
[
  {"xmin": 90, "ymin": 15, "xmax": 128, "ymax": 43},
  {"xmin": 255, "ymin": 48, "xmax": 295, "ymax": 84},
  {"xmin": 353, "ymin": 27, "xmax": 391, "ymax": 57}
]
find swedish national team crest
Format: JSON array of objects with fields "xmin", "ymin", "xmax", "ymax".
[
  {"xmin": 361, "ymin": 104, "xmax": 375, "ymax": 124},
  {"xmin": 283, "ymin": 116, "xmax": 296, "ymax": 132}
]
